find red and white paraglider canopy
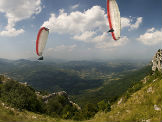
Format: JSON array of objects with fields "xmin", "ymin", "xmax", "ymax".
[
  {"xmin": 36, "ymin": 27, "xmax": 49, "ymax": 60},
  {"xmin": 107, "ymin": 0, "xmax": 121, "ymax": 40}
]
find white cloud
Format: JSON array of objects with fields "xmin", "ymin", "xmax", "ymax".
[
  {"xmin": 43, "ymin": 6, "xmax": 143, "ymax": 34},
  {"xmin": 137, "ymin": 28, "xmax": 162, "ymax": 45},
  {"xmin": 121, "ymin": 17, "xmax": 131, "ymax": 28},
  {"xmin": 71, "ymin": 4, "xmax": 79, "ymax": 10},
  {"xmin": 42, "ymin": 6, "xmax": 107, "ymax": 34},
  {"xmin": 73, "ymin": 31, "xmax": 96, "ymax": 42},
  {"xmin": 146, "ymin": 27, "xmax": 155, "ymax": 33},
  {"xmin": 94, "ymin": 33, "xmax": 129, "ymax": 49},
  {"xmin": 42, "ymin": 6, "xmax": 142, "ymax": 49},
  {"xmin": 0, "ymin": 0, "xmax": 42, "ymax": 37},
  {"xmin": 130, "ymin": 17, "xmax": 143, "ymax": 30},
  {"xmin": 0, "ymin": 28, "xmax": 24, "ymax": 37},
  {"xmin": 74, "ymin": 31, "xmax": 129, "ymax": 49},
  {"xmin": 121, "ymin": 17, "xmax": 143, "ymax": 30},
  {"xmin": 47, "ymin": 44, "xmax": 77, "ymax": 53}
]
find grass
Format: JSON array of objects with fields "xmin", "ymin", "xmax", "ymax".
[
  {"xmin": 0, "ymin": 103, "xmax": 56, "ymax": 122},
  {"xmin": 93, "ymin": 73, "xmax": 162, "ymax": 122}
]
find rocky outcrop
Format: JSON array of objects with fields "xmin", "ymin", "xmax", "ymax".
[
  {"xmin": 69, "ymin": 101, "xmax": 81, "ymax": 110},
  {"xmin": 0, "ymin": 74, "xmax": 81, "ymax": 111},
  {"xmin": 0, "ymin": 74, "xmax": 11, "ymax": 83},
  {"xmin": 152, "ymin": 49, "xmax": 162, "ymax": 72},
  {"xmin": 0, "ymin": 74, "xmax": 27, "ymax": 86},
  {"xmin": 41, "ymin": 91, "xmax": 68, "ymax": 103},
  {"xmin": 37, "ymin": 91, "xmax": 81, "ymax": 110}
]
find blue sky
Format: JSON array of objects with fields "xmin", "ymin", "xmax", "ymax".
[{"xmin": 0, "ymin": 0, "xmax": 161, "ymax": 60}]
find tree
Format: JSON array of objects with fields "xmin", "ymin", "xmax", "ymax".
[{"xmin": 82, "ymin": 103, "xmax": 98, "ymax": 119}]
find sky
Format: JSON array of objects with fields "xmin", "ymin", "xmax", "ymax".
[{"xmin": 0, "ymin": 0, "xmax": 161, "ymax": 61}]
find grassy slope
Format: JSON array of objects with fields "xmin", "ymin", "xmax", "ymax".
[
  {"xmin": 93, "ymin": 73, "xmax": 162, "ymax": 122},
  {"xmin": 0, "ymin": 102, "xmax": 57, "ymax": 122},
  {"xmin": 0, "ymin": 103, "xmax": 89, "ymax": 122},
  {"xmin": 0, "ymin": 103, "xmax": 82, "ymax": 122}
]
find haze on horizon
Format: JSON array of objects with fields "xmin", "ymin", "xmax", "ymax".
[{"xmin": 0, "ymin": 0, "xmax": 161, "ymax": 61}]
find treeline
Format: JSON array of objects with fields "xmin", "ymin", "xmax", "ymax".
[{"xmin": 0, "ymin": 78, "xmax": 111, "ymax": 120}]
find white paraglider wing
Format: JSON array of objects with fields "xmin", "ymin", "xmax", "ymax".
[
  {"xmin": 107, "ymin": 0, "xmax": 121, "ymax": 40},
  {"xmin": 36, "ymin": 27, "xmax": 49, "ymax": 56}
]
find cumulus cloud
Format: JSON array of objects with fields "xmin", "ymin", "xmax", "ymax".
[
  {"xmin": 121, "ymin": 17, "xmax": 143, "ymax": 30},
  {"xmin": 42, "ymin": 6, "xmax": 143, "ymax": 34},
  {"xmin": 130, "ymin": 17, "xmax": 143, "ymax": 30},
  {"xmin": 73, "ymin": 31, "xmax": 97, "ymax": 42},
  {"xmin": 121, "ymin": 17, "xmax": 132, "ymax": 28},
  {"xmin": 70, "ymin": 4, "xmax": 80, "ymax": 10},
  {"xmin": 0, "ymin": 0, "xmax": 42, "ymax": 36},
  {"xmin": 137, "ymin": 28, "xmax": 162, "ymax": 45},
  {"xmin": 42, "ymin": 6, "xmax": 107, "ymax": 34},
  {"xmin": 42, "ymin": 6, "xmax": 142, "ymax": 49},
  {"xmin": 0, "ymin": 28, "xmax": 24, "ymax": 37},
  {"xmin": 74, "ymin": 31, "xmax": 129, "ymax": 49},
  {"xmin": 94, "ymin": 33, "xmax": 129, "ymax": 49},
  {"xmin": 146, "ymin": 27, "xmax": 155, "ymax": 33}
]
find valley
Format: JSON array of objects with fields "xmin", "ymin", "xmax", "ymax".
[{"xmin": 0, "ymin": 58, "xmax": 149, "ymax": 105}]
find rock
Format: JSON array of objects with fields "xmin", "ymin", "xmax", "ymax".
[
  {"xmin": 11, "ymin": 108, "xmax": 15, "ymax": 111},
  {"xmin": 0, "ymin": 74, "xmax": 28, "ymax": 86},
  {"xmin": 19, "ymin": 82, "xmax": 28, "ymax": 86},
  {"xmin": 153, "ymin": 79, "xmax": 157, "ymax": 82},
  {"xmin": 126, "ymin": 110, "xmax": 130, "ymax": 113},
  {"xmin": 42, "ymin": 91, "xmax": 68, "ymax": 103},
  {"xmin": 0, "ymin": 74, "xmax": 9, "ymax": 83},
  {"xmin": 142, "ymin": 119, "xmax": 151, "ymax": 122},
  {"xmin": 154, "ymin": 105, "xmax": 160, "ymax": 111},
  {"xmin": 146, "ymin": 119, "xmax": 151, "ymax": 122},
  {"xmin": 117, "ymin": 98, "xmax": 123, "ymax": 105},
  {"xmin": 40, "ymin": 91, "xmax": 81, "ymax": 110},
  {"xmin": 32, "ymin": 116, "xmax": 37, "ymax": 119},
  {"xmin": 70, "ymin": 101, "xmax": 81, "ymax": 110},
  {"xmin": 142, "ymin": 77, "xmax": 147, "ymax": 84},
  {"xmin": 147, "ymin": 87, "xmax": 153, "ymax": 93},
  {"xmin": 152, "ymin": 49, "xmax": 162, "ymax": 72},
  {"xmin": 1, "ymin": 102, "xmax": 5, "ymax": 106}
]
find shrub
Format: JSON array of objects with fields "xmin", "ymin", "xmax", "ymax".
[
  {"xmin": 46, "ymin": 95, "xmax": 78, "ymax": 119},
  {"xmin": 82, "ymin": 103, "xmax": 98, "ymax": 119},
  {"xmin": 0, "ymin": 80, "xmax": 43, "ymax": 112}
]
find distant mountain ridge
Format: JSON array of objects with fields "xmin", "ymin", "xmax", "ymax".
[{"xmin": 0, "ymin": 58, "xmax": 150, "ymax": 105}]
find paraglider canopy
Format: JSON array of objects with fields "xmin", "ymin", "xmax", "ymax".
[
  {"xmin": 107, "ymin": 0, "xmax": 121, "ymax": 40},
  {"xmin": 36, "ymin": 27, "xmax": 49, "ymax": 60}
]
